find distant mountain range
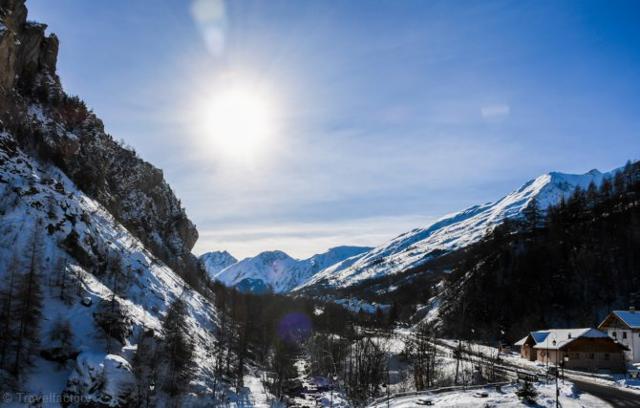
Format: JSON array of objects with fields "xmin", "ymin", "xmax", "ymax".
[
  {"xmin": 203, "ymin": 167, "xmax": 617, "ymax": 295},
  {"xmin": 199, "ymin": 246, "xmax": 372, "ymax": 294}
]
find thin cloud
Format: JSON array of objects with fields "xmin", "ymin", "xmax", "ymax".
[
  {"xmin": 193, "ymin": 214, "xmax": 437, "ymax": 259},
  {"xmin": 481, "ymin": 104, "xmax": 511, "ymax": 120}
]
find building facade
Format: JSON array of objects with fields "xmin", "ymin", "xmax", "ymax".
[
  {"xmin": 515, "ymin": 328, "xmax": 627, "ymax": 372},
  {"xmin": 598, "ymin": 310, "xmax": 640, "ymax": 364}
]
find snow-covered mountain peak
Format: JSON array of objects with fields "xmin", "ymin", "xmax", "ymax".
[
  {"xmin": 204, "ymin": 246, "xmax": 371, "ymax": 294},
  {"xmin": 199, "ymin": 250, "xmax": 237, "ymax": 277},
  {"xmin": 297, "ymin": 167, "xmax": 617, "ymax": 290}
]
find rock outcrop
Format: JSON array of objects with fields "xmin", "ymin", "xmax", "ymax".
[
  {"xmin": 0, "ymin": 0, "xmax": 199, "ymax": 274},
  {"xmin": 0, "ymin": 0, "xmax": 58, "ymax": 91}
]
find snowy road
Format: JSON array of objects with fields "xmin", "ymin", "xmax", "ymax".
[{"xmin": 573, "ymin": 380, "xmax": 640, "ymax": 407}]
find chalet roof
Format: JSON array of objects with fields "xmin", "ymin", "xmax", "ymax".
[
  {"xmin": 514, "ymin": 336, "xmax": 528, "ymax": 346},
  {"xmin": 514, "ymin": 330, "xmax": 551, "ymax": 346},
  {"xmin": 515, "ymin": 328, "xmax": 611, "ymax": 349},
  {"xmin": 609, "ymin": 310, "xmax": 640, "ymax": 329},
  {"xmin": 532, "ymin": 328, "xmax": 610, "ymax": 350}
]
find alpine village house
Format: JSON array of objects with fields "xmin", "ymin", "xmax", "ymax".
[
  {"xmin": 598, "ymin": 309, "xmax": 640, "ymax": 364},
  {"xmin": 515, "ymin": 326, "xmax": 629, "ymax": 372}
]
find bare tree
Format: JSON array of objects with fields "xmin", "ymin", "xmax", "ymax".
[{"xmin": 407, "ymin": 322, "xmax": 439, "ymax": 390}]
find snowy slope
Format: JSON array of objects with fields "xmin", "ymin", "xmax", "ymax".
[
  {"xmin": 200, "ymin": 250, "xmax": 238, "ymax": 277},
  {"xmin": 0, "ymin": 131, "xmax": 237, "ymax": 405},
  {"xmin": 298, "ymin": 168, "xmax": 615, "ymax": 290},
  {"xmin": 209, "ymin": 246, "xmax": 371, "ymax": 294}
]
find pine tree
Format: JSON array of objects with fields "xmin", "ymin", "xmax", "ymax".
[
  {"xmin": 132, "ymin": 327, "xmax": 158, "ymax": 408},
  {"xmin": 11, "ymin": 228, "xmax": 44, "ymax": 380},
  {"xmin": 516, "ymin": 379, "xmax": 538, "ymax": 403},
  {"xmin": 94, "ymin": 297, "xmax": 131, "ymax": 352},
  {"xmin": 47, "ymin": 316, "xmax": 75, "ymax": 367},
  {"xmin": 107, "ymin": 251, "xmax": 127, "ymax": 297},
  {"xmin": 159, "ymin": 298, "xmax": 195, "ymax": 398},
  {"xmin": 522, "ymin": 196, "xmax": 542, "ymax": 231},
  {"xmin": 0, "ymin": 254, "xmax": 19, "ymax": 373},
  {"xmin": 229, "ymin": 293, "xmax": 249, "ymax": 390},
  {"xmin": 52, "ymin": 255, "xmax": 74, "ymax": 305}
]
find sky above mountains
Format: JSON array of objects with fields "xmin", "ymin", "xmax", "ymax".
[{"xmin": 29, "ymin": 0, "xmax": 640, "ymax": 258}]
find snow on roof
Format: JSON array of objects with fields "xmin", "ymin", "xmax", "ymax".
[
  {"xmin": 514, "ymin": 330, "xmax": 551, "ymax": 346},
  {"xmin": 514, "ymin": 330, "xmax": 550, "ymax": 346},
  {"xmin": 514, "ymin": 336, "xmax": 528, "ymax": 346},
  {"xmin": 531, "ymin": 328, "xmax": 609, "ymax": 350},
  {"xmin": 612, "ymin": 310, "xmax": 640, "ymax": 329}
]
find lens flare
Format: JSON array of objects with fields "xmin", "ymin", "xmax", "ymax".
[
  {"xmin": 277, "ymin": 312, "xmax": 312, "ymax": 344},
  {"xmin": 190, "ymin": 0, "xmax": 227, "ymax": 56}
]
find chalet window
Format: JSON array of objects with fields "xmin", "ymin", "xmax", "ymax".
[
  {"xmin": 604, "ymin": 353, "xmax": 610, "ymax": 360},
  {"xmin": 623, "ymin": 332, "xmax": 628, "ymax": 339},
  {"xmin": 613, "ymin": 331, "xmax": 617, "ymax": 338},
  {"xmin": 568, "ymin": 333, "xmax": 572, "ymax": 339}
]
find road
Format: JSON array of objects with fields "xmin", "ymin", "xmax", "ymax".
[{"xmin": 572, "ymin": 379, "xmax": 640, "ymax": 407}]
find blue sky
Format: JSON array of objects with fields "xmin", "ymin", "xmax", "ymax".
[{"xmin": 29, "ymin": 0, "xmax": 640, "ymax": 259}]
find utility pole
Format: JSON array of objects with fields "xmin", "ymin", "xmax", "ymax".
[{"xmin": 386, "ymin": 365, "xmax": 390, "ymax": 408}]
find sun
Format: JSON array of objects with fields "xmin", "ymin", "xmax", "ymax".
[{"xmin": 199, "ymin": 83, "xmax": 276, "ymax": 163}]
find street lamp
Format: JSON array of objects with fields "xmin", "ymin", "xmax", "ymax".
[{"xmin": 552, "ymin": 339, "xmax": 559, "ymax": 408}]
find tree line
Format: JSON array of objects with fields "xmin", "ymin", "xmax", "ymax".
[{"xmin": 439, "ymin": 160, "xmax": 640, "ymax": 341}]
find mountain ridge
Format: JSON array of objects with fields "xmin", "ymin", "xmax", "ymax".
[
  {"xmin": 296, "ymin": 167, "xmax": 617, "ymax": 292},
  {"xmin": 201, "ymin": 246, "xmax": 372, "ymax": 293}
]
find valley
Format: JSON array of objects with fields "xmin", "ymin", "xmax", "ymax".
[{"xmin": 0, "ymin": 0, "xmax": 638, "ymax": 407}]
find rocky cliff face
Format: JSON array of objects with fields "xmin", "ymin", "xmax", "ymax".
[
  {"xmin": 0, "ymin": 0, "xmax": 58, "ymax": 92},
  {"xmin": 0, "ymin": 0, "xmax": 199, "ymax": 273}
]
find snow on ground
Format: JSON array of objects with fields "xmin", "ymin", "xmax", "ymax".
[
  {"xmin": 370, "ymin": 382, "xmax": 611, "ymax": 408},
  {"xmin": 291, "ymin": 357, "xmax": 350, "ymax": 408},
  {"xmin": 241, "ymin": 371, "xmax": 283, "ymax": 407},
  {"xmin": 439, "ymin": 338, "xmax": 640, "ymax": 396}
]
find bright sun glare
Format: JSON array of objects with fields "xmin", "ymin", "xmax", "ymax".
[{"xmin": 200, "ymin": 84, "xmax": 276, "ymax": 162}]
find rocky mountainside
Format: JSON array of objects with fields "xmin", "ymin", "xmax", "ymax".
[
  {"xmin": 0, "ymin": 131, "xmax": 223, "ymax": 404},
  {"xmin": 203, "ymin": 246, "xmax": 371, "ymax": 294},
  {"xmin": 0, "ymin": 0, "xmax": 198, "ymax": 276},
  {"xmin": 298, "ymin": 168, "xmax": 615, "ymax": 292},
  {"xmin": 0, "ymin": 1, "xmax": 248, "ymax": 405}
]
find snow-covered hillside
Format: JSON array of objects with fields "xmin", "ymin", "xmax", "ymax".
[
  {"xmin": 206, "ymin": 246, "xmax": 371, "ymax": 294},
  {"xmin": 298, "ymin": 168, "xmax": 615, "ymax": 290},
  {"xmin": 0, "ymin": 131, "xmax": 233, "ymax": 404}
]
